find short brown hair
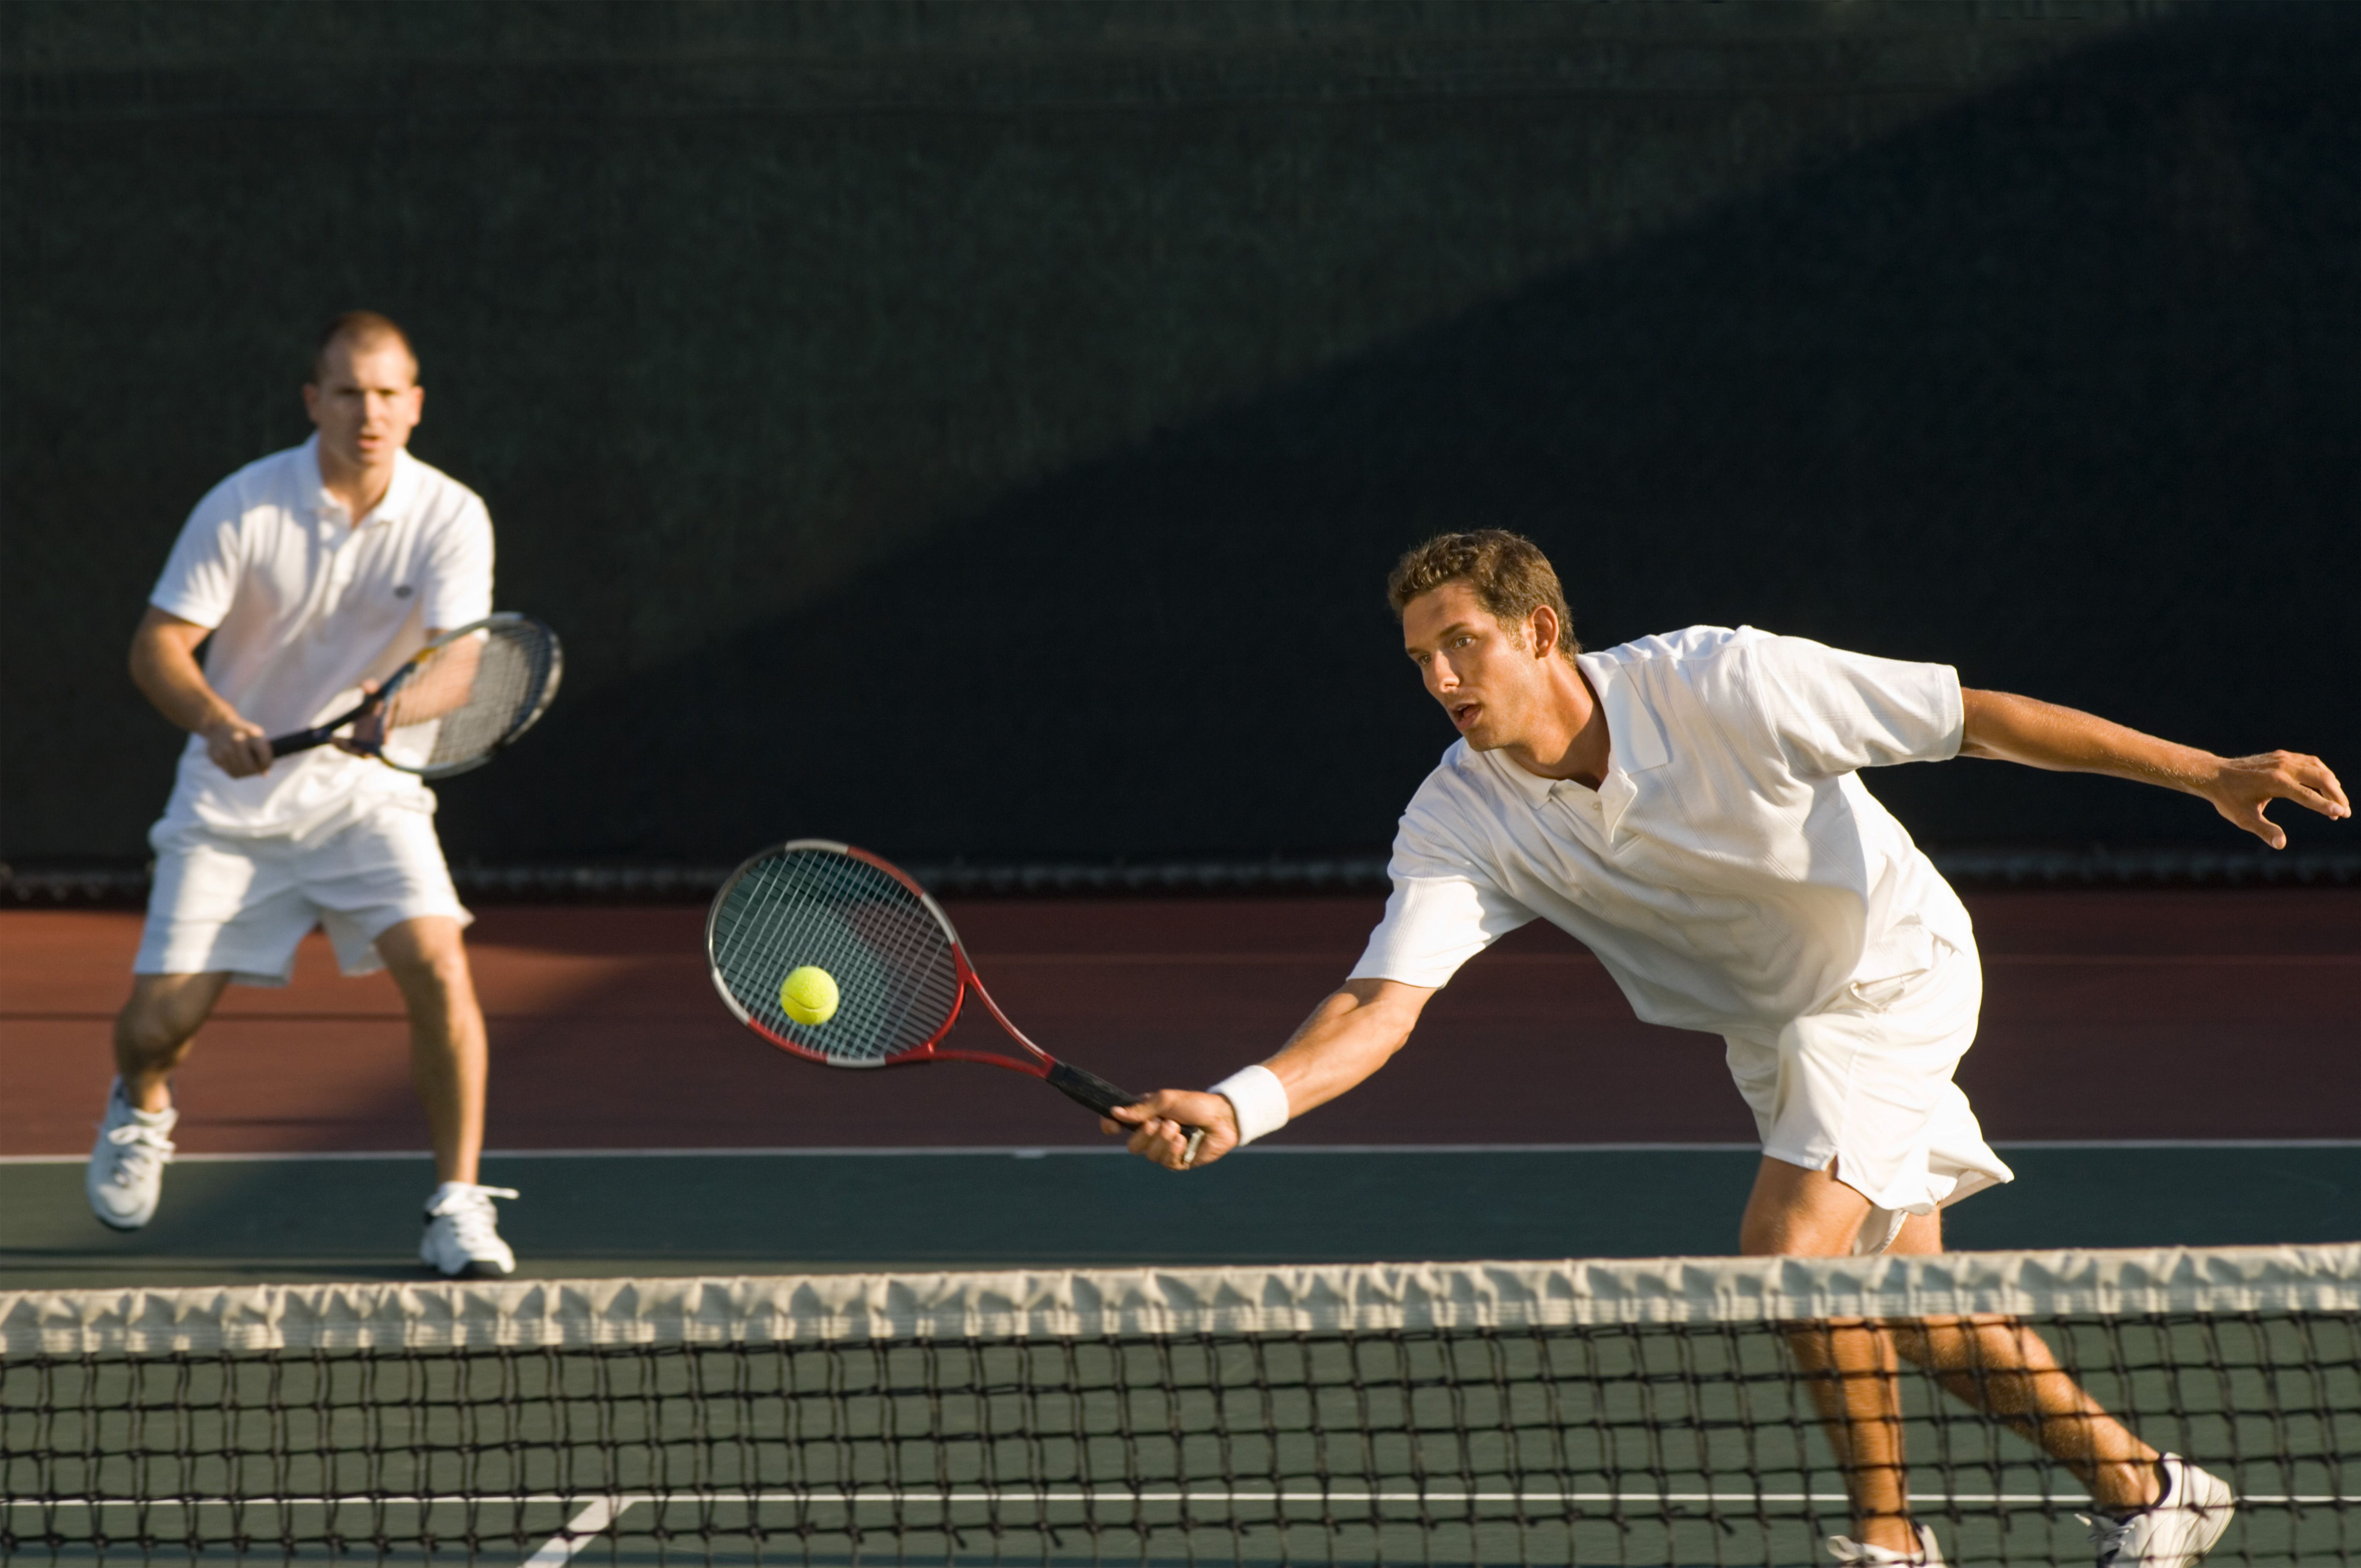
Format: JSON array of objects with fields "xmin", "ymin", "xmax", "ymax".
[
  {"xmin": 1386, "ymin": 530, "xmax": 1581, "ymax": 657},
  {"xmin": 312, "ymin": 310, "xmax": 417, "ymax": 380}
]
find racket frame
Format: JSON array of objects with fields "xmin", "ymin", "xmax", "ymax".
[
  {"xmin": 706, "ymin": 840, "xmax": 1203, "ymax": 1155},
  {"xmin": 266, "ymin": 612, "xmax": 564, "ymax": 779}
]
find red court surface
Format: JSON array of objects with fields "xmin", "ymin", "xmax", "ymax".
[{"xmin": 3, "ymin": 891, "xmax": 2356, "ymax": 1156}]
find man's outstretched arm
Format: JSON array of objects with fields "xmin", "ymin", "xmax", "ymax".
[
  {"xmin": 1106, "ymin": 977, "xmax": 1436, "ymax": 1170},
  {"xmin": 1959, "ymin": 688, "xmax": 2349, "ymax": 849}
]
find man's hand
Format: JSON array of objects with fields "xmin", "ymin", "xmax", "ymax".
[
  {"xmin": 335, "ymin": 681, "xmax": 387, "ymax": 757},
  {"xmin": 1104, "ymin": 1090, "xmax": 1239, "ymax": 1171},
  {"xmin": 200, "ymin": 714, "xmax": 274, "ymax": 778},
  {"xmin": 2197, "ymin": 751, "xmax": 2350, "ymax": 849}
]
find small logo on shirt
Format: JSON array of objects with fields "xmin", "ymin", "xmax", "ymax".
[{"xmin": 394, "ymin": 584, "xmax": 414, "ymax": 598}]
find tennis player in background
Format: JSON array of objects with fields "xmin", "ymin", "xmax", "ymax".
[
  {"xmin": 1112, "ymin": 531, "xmax": 2348, "ymax": 1568},
  {"xmin": 87, "ymin": 311, "xmax": 519, "ymax": 1279}
]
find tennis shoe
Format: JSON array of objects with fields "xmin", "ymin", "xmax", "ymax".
[
  {"xmin": 419, "ymin": 1182, "xmax": 519, "ymax": 1279},
  {"xmin": 2082, "ymin": 1453, "xmax": 2233, "ymax": 1566},
  {"xmin": 1826, "ymin": 1524, "xmax": 1946, "ymax": 1566},
  {"xmin": 87, "ymin": 1078, "xmax": 176, "ymax": 1230}
]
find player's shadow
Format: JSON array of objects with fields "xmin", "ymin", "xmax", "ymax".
[{"xmin": 441, "ymin": 0, "xmax": 2360, "ymax": 866}]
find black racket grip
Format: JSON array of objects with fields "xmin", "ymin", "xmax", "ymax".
[
  {"xmin": 268, "ymin": 726, "xmax": 335, "ymax": 758},
  {"xmin": 1047, "ymin": 1061, "xmax": 1209, "ymax": 1165},
  {"xmin": 1045, "ymin": 1059, "xmax": 1143, "ymax": 1117},
  {"xmin": 268, "ymin": 694, "xmax": 379, "ymax": 757}
]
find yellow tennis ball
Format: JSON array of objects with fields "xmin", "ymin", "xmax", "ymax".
[{"xmin": 779, "ymin": 965, "xmax": 840, "ymax": 1026}]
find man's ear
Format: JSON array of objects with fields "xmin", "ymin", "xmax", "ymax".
[{"xmin": 1528, "ymin": 604, "xmax": 1560, "ymax": 658}]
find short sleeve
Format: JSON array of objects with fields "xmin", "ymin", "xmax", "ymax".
[
  {"xmin": 1740, "ymin": 634, "xmax": 1963, "ymax": 777},
  {"xmin": 148, "ymin": 483, "xmax": 246, "ymax": 629},
  {"xmin": 418, "ymin": 494, "xmax": 494, "ymax": 631},
  {"xmin": 1348, "ymin": 808, "xmax": 1535, "ymax": 989}
]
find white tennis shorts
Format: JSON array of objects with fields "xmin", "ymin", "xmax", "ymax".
[
  {"xmin": 136, "ymin": 802, "xmax": 472, "ymax": 986},
  {"xmin": 1723, "ymin": 930, "xmax": 2013, "ymax": 1238}
]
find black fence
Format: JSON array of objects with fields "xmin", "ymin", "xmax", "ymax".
[{"xmin": 5, "ymin": 2, "xmax": 2355, "ymax": 866}]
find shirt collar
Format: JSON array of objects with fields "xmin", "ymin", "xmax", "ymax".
[
  {"xmin": 303, "ymin": 433, "xmax": 418, "ymax": 526},
  {"xmin": 1481, "ymin": 651, "xmax": 1672, "ymax": 816},
  {"xmin": 1579, "ymin": 650, "xmax": 1670, "ymax": 773}
]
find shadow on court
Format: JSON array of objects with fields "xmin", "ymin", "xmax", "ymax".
[{"xmin": 3, "ymin": 1146, "xmax": 2355, "ymax": 1290}]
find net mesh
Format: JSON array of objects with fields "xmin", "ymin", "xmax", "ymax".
[
  {"xmin": 379, "ymin": 618, "xmax": 562, "ymax": 778},
  {"xmin": 3, "ymin": 1248, "xmax": 2355, "ymax": 1565},
  {"xmin": 707, "ymin": 846, "xmax": 965, "ymax": 1066}
]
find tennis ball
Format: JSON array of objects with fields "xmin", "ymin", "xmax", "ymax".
[{"xmin": 779, "ymin": 965, "xmax": 840, "ymax": 1026}]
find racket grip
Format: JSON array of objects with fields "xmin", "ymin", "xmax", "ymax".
[
  {"xmin": 1045, "ymin": 1059, "xmax": 1142, "ymax": 1117},
  {"xmin": 1048, "ymin": 1060, "xmax": 1210, "ymax": 1165}
]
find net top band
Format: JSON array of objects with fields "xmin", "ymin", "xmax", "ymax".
[{"xmin": 6, "ymin": 1245, "xmax": 2355, "ymax": 1358}]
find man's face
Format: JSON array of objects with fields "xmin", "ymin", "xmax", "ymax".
[
  {"xmin": 1401, "ymin": 581, "xmax": 1554, "ymax": 751},
  {"xmin": 303, "ymin": 336, "xmax": 423, "ymax": 473}
]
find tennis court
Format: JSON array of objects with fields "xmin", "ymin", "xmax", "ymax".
[{"xmin": 5, "ymin": 888, "xmax": 2358, "ymax": 1286}]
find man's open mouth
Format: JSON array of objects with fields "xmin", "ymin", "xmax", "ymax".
[{"xmin": 1449, "ymin": 701, "xmax": 1480, "ymax": 728}]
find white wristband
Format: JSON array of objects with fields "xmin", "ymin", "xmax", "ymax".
[{"xmin": 1208, "ymin": 1064, "xmax": 1290, "ymax": 1146}]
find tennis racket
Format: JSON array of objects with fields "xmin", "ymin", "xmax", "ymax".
[
  {"xmin": 268, "ymin": 613, "xmax": 563, "ymax": 780},
  {"xmin": 707, "ymin": 840, "xmax": 1206, "ymax": 1164}
]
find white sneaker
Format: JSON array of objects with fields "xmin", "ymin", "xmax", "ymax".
[
  {"xmin": 1828, "ymin": 1523, "xmax": 1946, "ymax": 1565},
  {"xmin": 2083, "ymin": 1453, "xmax": 2234, "ymax": 1566},
  {"xmin": 419, "ymin": 1182, "xmax": 519, "ymax": 1279},
  {"xmin": 87, "ymin": 1078, "xmax": 176, "ymax": 1230}
]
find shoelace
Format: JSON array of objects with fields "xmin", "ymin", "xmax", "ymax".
[
  {"xmin": 427, "ymin": 1185, "xmax": 519, "ymax": 1253},
  {"xmin": 101, "ymin": 1120, "xmax": 176, "ymax": 1184}
]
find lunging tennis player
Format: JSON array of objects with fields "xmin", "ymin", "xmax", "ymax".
[
  {"xmin": 88, "ymin": 312, "xmax": 518, "ymax": 1279},
  {"xmin": 1111, "ymin": 531, "xmax": 2348, "ymax": 1567}
]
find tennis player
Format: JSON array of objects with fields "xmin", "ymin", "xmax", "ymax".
[
  {"xmin": 86, "ymin": 312, "xmax": 519, "ymax": 1279},
  {"xmin": 1111, "ymin": 531, "xmax": 2348, "ymax": 1567}
]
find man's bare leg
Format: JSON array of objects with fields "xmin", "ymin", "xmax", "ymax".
[
  {"xmin": 115, "ymin": 972, "xmax": 233, "ymax": 1110},
  {"xmin": 1742, "ymin": 1157, "xmax": 2166, "ymax": 1554},
  {"xmin": 1741, "ymin": 1156, "xmax": 1921, "ymax": 1555},
  {"xmin": 1889, "ymin": 1304, "xmax": 2163, "ymax": 1512},
  {"xmin": 375, "ymin": 916, "xmax": 487, "ymax": 1185}
]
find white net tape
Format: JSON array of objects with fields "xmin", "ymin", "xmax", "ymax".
[{"xmin": 7, "ymin": 1244, "xmax": 2355, "ymax": 1358}]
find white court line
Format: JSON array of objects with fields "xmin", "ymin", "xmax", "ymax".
[
  {"xmin": 4, "ymin": 1139, "xmax": 2354, "ymax": 1165},
  {"xmin": 519, "ymin": 1495, "xmax": 648, "ymax": 1568}
]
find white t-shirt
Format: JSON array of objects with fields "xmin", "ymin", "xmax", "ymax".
[
  {"xmin": 1350, "ymin": 625, "xmax": 1973, "ymax": 1037},
  {"xmin": 148, "ymin": 434, "xmax": 495, "ymax": 841}
]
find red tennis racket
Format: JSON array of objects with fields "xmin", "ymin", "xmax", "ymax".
[{"xmin": 706, "ymin": 840, "xmax": 1204, "ymax": 1162}]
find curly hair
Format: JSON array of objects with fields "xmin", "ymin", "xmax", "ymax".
[{"xmin": 1385, "ymin": 530, "xmax": 1580, "ymax": 658}]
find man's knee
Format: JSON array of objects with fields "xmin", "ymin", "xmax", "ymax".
[
  {"xmin": 1739, "ymin": 1154, "xmax": 1875, "ymax": 1256},
  {"xmin": 115, "ymin": 974, "xmax": 224, "ymax": 1059},
  {"xmin": 376, "ymin": 917, "xmax": 474, "ymax": 998}
]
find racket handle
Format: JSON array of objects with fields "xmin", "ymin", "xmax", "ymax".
[
  {"xmin": 268, "ymin": 723, "xmax": 337, "ymax": 757},
  {"xmin": 1047, "ymin": 1060, "xmax": 1209, "ymax": 1164},
  {"xmin": 1044, "ymin": 1059, "xmax": 1143, "ymax": 1117}
]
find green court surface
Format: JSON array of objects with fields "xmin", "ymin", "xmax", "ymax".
[{"xmin": 3, "ymin": 1144, "xmax": 2354, "ymax": 1289}]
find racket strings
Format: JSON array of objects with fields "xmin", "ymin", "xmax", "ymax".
[
  {"xmin": 379, "ymin": 623, "xmax": 556, "ymax": 771},
  {"xmin": 712, "ymin": 849, "xmax": 963, "ymax": 1066}
]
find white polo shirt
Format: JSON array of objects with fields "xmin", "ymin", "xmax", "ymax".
[
  {"xmin": 1350, "ymin": 625, "xmax": 1975, "ymax": 1037},
  {"xmin": 148, "ymin": 434, "xmax": 494, "ymax": 841}
]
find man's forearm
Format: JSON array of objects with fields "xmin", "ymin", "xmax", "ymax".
[
  {"xmin": 130, "ymin": 629, "xmax": 240, "ymax": 736},
  {"xmin": 1958, "ymin": 689, "xmax": 2217, "ymax": 796},
  {"xmin": 1258, "ymin": 979, "xmax": 1431, "ymax": 1118}
]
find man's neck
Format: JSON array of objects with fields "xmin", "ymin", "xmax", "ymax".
[
  {"xmin": 318, "ymin": 446, "xmax": 398, "ymax": 525},
  {"xmin": 1501, "ymin": 661, "xmax": 1612, "ymax": 789}
]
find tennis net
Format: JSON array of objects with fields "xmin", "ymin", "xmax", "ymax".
[{"xmin": 4, "ymin": 1246, "xmax": 2355, "ymax": 1565}]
